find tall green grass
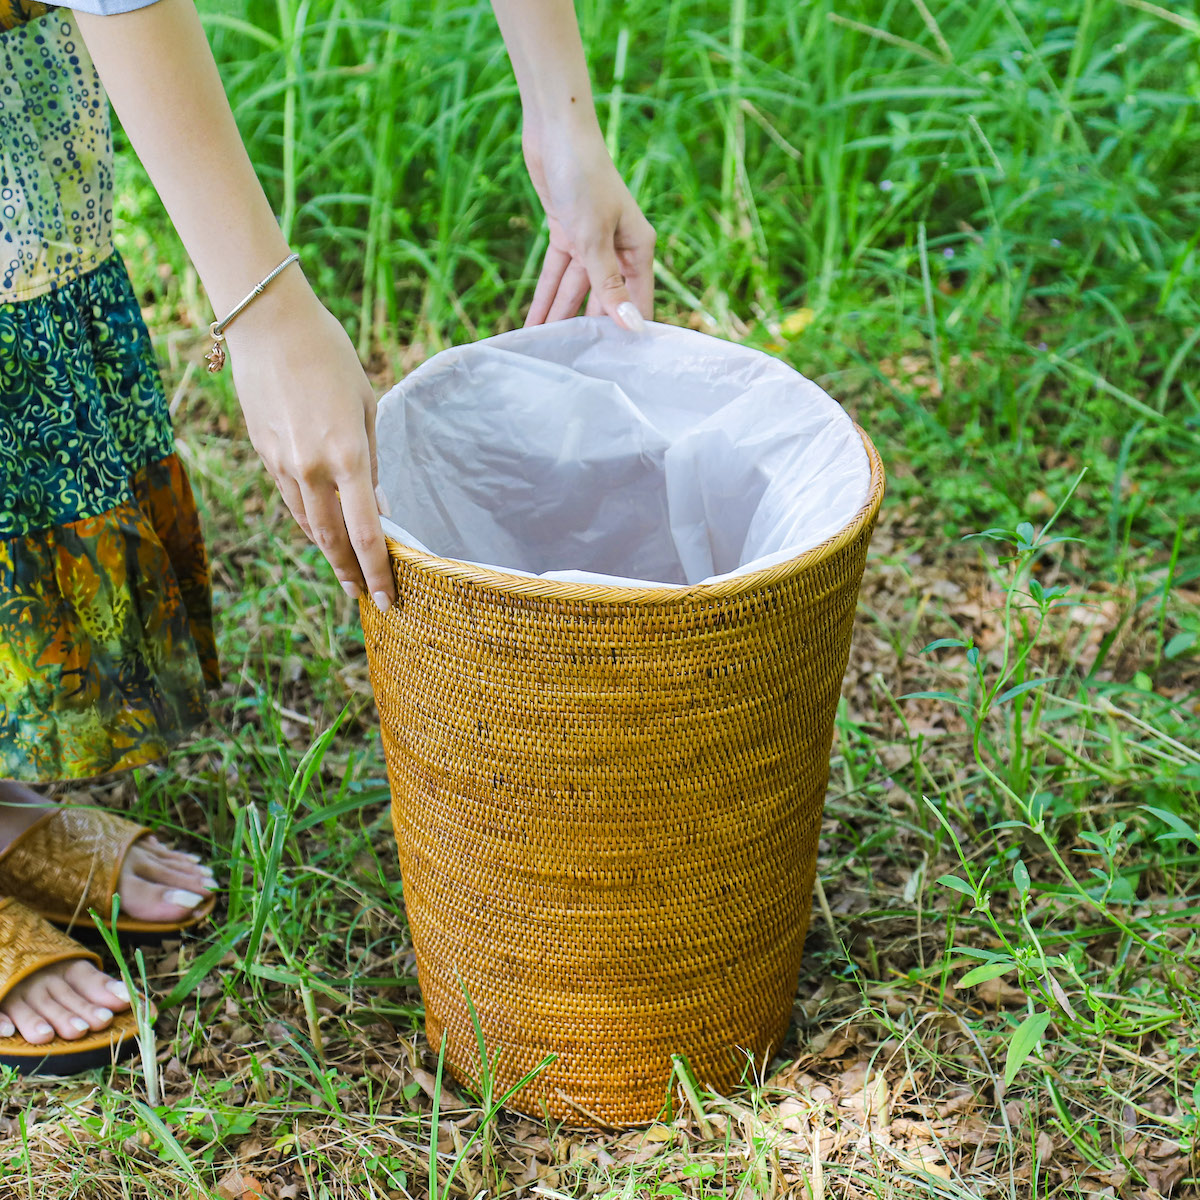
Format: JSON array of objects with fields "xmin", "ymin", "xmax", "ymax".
[{"xmin": 116, "ymin": 0, "xmax": 1200, "ymax": 557}]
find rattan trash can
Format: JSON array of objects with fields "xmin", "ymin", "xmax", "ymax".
[{"xmin": 360, "ymin": 423, "xmax": 884, "ymax": 1126}]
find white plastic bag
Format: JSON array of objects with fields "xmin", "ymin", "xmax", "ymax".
[{"xmin": 375, "ymin": 318, "xmax": 871, "ymax": 589}]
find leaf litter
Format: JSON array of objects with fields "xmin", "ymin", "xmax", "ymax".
[{"xmin": 0, "ymin": 393, "xmax": 1196, "ymax": 1199}]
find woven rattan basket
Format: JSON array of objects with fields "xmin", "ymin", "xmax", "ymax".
[{"xmin": 361, "ymin": 432, "xmax": 884, "ymax": 1126}]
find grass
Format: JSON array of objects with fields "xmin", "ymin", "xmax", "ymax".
[{"xmin": 3, "ymin": 0, "xmax": 1199, "ymax": 1196}]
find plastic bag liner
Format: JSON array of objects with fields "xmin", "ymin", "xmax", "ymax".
[{"xmin": 375, "ymin": 317, "xmax": 871, "ymax": 590}]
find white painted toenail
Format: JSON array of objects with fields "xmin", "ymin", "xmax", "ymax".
[
  {"xmin": 165, "ymin": 889, "xmax": 204, "ymax": 908},
  {"xmin": 107, "ymin": 981, "xmax": 130, "ymax": 1002},
  {"xmin": 93, "ymin": 1008, "xmax": 113, "ymax": 1023},
  {"xmin": 70, "ymin": 1017, "xmax": 90, "ymax": 1033},
  {"xmin": 183, "ymin": 853, "xmax": 202, "ymax": 862},
  {"xmin": 35, "ymin": 1022, "xmax": 52, "ymax": 1037},
  {"xmin": 0, "ymin": 1019, "xmax": 14, "ymax": 1037}
]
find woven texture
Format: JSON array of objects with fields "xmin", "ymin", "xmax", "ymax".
[
  {"xmin": 362, "ymin": 430, "xmax": 884, "ymax": 1125},
  {"xmin": 0, "ymin": 807, "xmax": 145, "ymax": 922},
  {"xmin": 0, "ymin": 897, "xmax": 101, "ymax": 1000}
]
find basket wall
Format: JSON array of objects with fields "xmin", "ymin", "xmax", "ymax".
[{"xmin": 361, "ymin": 434, "xmax": 884, "ymax": 1126}]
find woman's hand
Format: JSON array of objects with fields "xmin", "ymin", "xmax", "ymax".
[
  {"xmin": 522, "ymin": 125, "xmax": 656, "ymax": 330},
  {"xmin": 226, "ymin": 271, "xmax": 395, "ymax": 610},
  {"xmin": 488, "ymin": 0, "xmax": 654, "ymax": 329},
  {"xmin": 78, "ymin": 0, "xmax": 393, "ymax": 608}
]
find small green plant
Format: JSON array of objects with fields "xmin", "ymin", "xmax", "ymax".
[
  {"xmin": 424, "ymin": 981, "xmax": 556, "ymax": 1200},
  {"xmin": 905, "ymin": 487, "xmax": 1199, "ymax": 1131}
]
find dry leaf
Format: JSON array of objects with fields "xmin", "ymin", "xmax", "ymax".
[
  {"xmin": 215, "ymin": 1169, "xmax": 269, "ymax": 1200},
  {"xmin": 411, "ymin": 1067, "xmax": 460, "ymax": 1111},
  {"xmin": 976, "ymin": 975, "xmax": 1028, "ymax": 1008},
  {"xmin": 892, "ymin": 1146, "xmax": 953, "ymax": 1180}
]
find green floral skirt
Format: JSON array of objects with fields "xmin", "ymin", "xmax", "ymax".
[{"xmin": 0, "ymin": 252, "xmax": 219, "ymax": 782}]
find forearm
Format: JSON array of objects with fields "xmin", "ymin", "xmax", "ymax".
[
  {"xmin": 78, "ymin": 0, "xmax": 394, "ymax": 604},
  {"xmin": 489, "ymin": 0, "xmax": 602, "ymax": 141},
  {"xmin": 76, "ymin": 0, "xmax": 300, "ymax": 318},
  {"xmin": 490, "ymin": 0, "xmax": 654, "ymax": 327}
]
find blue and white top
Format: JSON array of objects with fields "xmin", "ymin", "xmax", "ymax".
[{"xmin": 0, "ymin": 0, "xmax": 159, "ymax": 301}]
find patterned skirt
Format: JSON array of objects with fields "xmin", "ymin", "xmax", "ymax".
[
  {"xmin": 1, "ymin": 12, "xmax": 218, "ymax": 782},
  {"xmin": 0, "ymin": 253, "xmax": 219, "ymax": 782}
]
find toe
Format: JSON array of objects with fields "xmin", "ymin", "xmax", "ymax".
[
  {"xmin": 144, "ymin": 839, "xmax": 204, "ymax": 864},
  {"xmin": 143, "ymin": 858, "xmax": 216, "ymax": 892},
  {"xmin": 115, "ymin": 842, "xmax": 216, "ymax": 924},
  {"xmin": 5, "ymin": 998, "xmax": 56, "ymax": 1045},
  {"xmin": 141, "ymin": 836, "xmax": 206, "ymax": 870},
  {"xmin": 17, "ymin": 982, "xmax": 86, "ymax": 1041},
  {"xmin": 129, "ymin": 845, "xmax": 216, "ymax": 892},
  {"xmin": 62, "ymin": 961, "xmax": 132, "ymax": 1014},
  {"xmin": 119, "ymin": 872, "xmax": 209, "ymax": 925},
  {"xmin": 48, "ymin": 977, "xmax": 112, "ymax": 1032}
]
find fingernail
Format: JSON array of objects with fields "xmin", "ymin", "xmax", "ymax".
[
  {"xmin": 165, "ymin": 889, "xmax": 205, "ymax": 908},
  {"xmin": 341, "ymin": 580, "xmax": 362, "ymax": 601},
  {"xmin": 70, "ymin": 1017, "xmax": 90, "ymax": 1033},
  {"xmin": 93, "ymin": 1008, "xmax": 113, "ymax": 1023},
  {"xmin": 107, "ymin": 981, "xmax": 130, "ymax": 1002},
  {"xmin": 617, "ymin": 301, "xmax": 647, "ymax": 333},
  {"xmin": 0, "ymin": 1019, "xmax": 14, "ymax": 1037},
  {"xmin": 373, "ymin": 591, "xmax": 392, "ymax": 613}
]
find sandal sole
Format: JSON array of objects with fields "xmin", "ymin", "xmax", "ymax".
[
  {"xmin": 0, "ymin": 1012, "xmax": 145, "ymax": 1077},
  {"xmin": 41, "ymin": 896, "xmax": 217, "ymax": 948}
]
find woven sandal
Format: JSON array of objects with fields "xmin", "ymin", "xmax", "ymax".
[
  {"xmin": 0, "ymin": 807, "xmax": 214, "ymax": 940},
  {"xmin": 0, "ymin": 897, "xmax": 145, "ymax": 1075}
]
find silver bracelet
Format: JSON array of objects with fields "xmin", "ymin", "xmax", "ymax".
[{"xmin": 204, "ymin": 252, "xmax": 301, "ymax": 374}]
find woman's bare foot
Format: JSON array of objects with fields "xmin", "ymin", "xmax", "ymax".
[
  {"xmin": 0, "ymin": 958, "xmax": 132, "ymax": 1045},
  {"xmin": 0, "ymin": 780, "xmax": 216, "ymax": 925}
]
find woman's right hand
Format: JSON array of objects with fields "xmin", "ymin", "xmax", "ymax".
[
  {"xmin": 225, "ymin": 270, "xmax": 396, "ymax": 610},
  {"xmin": 521, "ymin": 123, "xmax": 656, "ymax": 330}
]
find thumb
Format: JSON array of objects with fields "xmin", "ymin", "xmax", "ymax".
[
  {"xmin": 365, "ymin": 408, "xmax": 390, "ymax": 516},
  {"xmin": 583, "ymin": 242, "xmax": 646, "ymax": 333}
]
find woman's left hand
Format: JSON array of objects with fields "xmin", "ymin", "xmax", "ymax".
[{"xmin": 521, "ymin": 124, "xmax": 655, "ymax": 331}]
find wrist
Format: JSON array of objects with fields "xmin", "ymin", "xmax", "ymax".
[
  {"xmin": 522, "ymin": 112, "xmax": 608, "ymax": 186},
  {"xmin": 522, "ymin": 96, "xmax": 604, "ymax": 152},
  {"xmin": 219, "ymin": 262, "xmax": 322, "ymax": 349}
]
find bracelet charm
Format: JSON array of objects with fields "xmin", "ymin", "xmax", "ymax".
[{"xmin": 204, "ymin": 324, "xmax": 228, "ymax": 374}]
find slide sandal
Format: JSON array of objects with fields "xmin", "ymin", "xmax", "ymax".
[
  {"xmin": 0, "ymin": 807, "xmax": 214, "ymax": 942},
  {"xmin": 0, "ymin": 897, "xmax": 146, "ymax": 1076}
]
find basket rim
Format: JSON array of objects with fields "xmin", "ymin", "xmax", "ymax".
[{"xmin": 382, "ymin": 425, "xmax": 885, "ymax": 606}]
